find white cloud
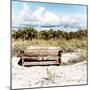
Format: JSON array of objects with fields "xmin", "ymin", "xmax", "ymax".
[
  {"xmin": 32, "ymin": 6, "xmax": 60, "ymax": 25},
  {"xmin": 12, "ymin": 3, "xmax": 87, "ymax": 30},
  {"xmin": 20, "ymin": 3, "xmax": 31, "ymax": 18},
  {"xmin": 12, "ymin": 3, "xmax": 32, "ymax": 27},
  {"xmin": 42, "ymin": 11, "xmax": 60, "ymax": 24},
  {"xmin": 32, "ymin": 6, "xmax": 45, "ymax": 23}
]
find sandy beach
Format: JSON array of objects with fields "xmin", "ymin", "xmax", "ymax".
[{"xmin": 12, "ymin": 52, "xmax": 87, "ymax": 89}]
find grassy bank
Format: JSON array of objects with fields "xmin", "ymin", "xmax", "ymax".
[{"xmin": 12, "ymin": 38, "xmax": 87, "ymax": 56}]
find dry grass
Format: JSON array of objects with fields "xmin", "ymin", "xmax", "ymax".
[
  {"xmin": 46, "ymin": 67, "xmax": 55, "ymax": 82},
  {"xmin": 12, "ymin": 38, "xmax": 87, "ymax": 56},
  {"xmin": 61, "ymin": 50, "xmax": 87, "ymax": 65}
]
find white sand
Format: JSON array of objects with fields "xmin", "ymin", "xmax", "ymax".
[{"xmin": 12, "ymin": 52, "xmax": 87, "ymax": 89}]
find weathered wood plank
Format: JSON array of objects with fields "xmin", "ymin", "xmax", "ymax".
[
  {"xmin": 21, "ymin": 56, "xmax": 60, "ymax": 61},
  {"xmin": 23, "ymin": 50, "xmax": 63, "ymax": 57},
  {"xmin": 24, "ymin": 60, "xmax": 60, "ymax": 66}
]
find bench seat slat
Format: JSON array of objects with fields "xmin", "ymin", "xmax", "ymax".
[
  {"xmin": 21, "ymin": 56, "xmax": 60, "ymax": 61},
  {"xmin": 24, "ymin": 60, "xmax": 60, "ymax": 66}
]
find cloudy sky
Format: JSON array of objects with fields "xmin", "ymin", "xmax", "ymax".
[{"xmin": 12, "ymin": 0, "xmax": 87, "ymax": 31}]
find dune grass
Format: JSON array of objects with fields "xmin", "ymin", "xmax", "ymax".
[
  {"xmin": 12, "ymin": 38, "xmax": 87, "ymax": 56},
  {"xmin": 61, "ymin": 50, "xmax": 87, "ymax": 65}
]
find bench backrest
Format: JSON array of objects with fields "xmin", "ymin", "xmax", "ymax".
[{"xmin": 20, "ymin": 49, "xmax": 63, "ymax": 57}]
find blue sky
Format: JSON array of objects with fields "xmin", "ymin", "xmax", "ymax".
[{"xmin": 12, "ymin": 0, "xmax": 87, "ymax": 31}]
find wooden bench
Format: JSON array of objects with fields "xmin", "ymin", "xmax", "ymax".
[{"xmin": 18, "ymin": 48, "xmax": 63, "ymax": 66}]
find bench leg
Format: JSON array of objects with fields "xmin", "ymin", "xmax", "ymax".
[
  {"xmin": 22, "ymin": 58, "xmax": 24, "ymax": 66},
  {"xmin": 58, "ymin": 57, "xmax": 61, "ymax": 65}
]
